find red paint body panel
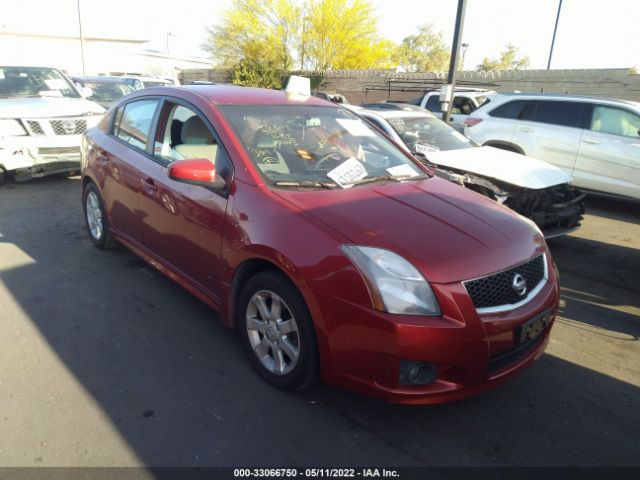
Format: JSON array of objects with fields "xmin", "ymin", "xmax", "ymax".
[{"xmin": 81, "ymin": 86, "xmax": 561, "ymax": 404}]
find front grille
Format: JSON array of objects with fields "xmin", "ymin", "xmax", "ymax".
[
  {"xmin": 464, "ymin": 254, "xmax": 545, "ymax": 310},
  {"xmin": 50, "ymin": 119, "xmax": 87, "ymax": 135},
  {"xmin": 26, "ymin": 120, "xmax": 44, "ymax": 135}
]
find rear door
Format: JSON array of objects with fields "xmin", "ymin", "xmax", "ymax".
[
  {"xmin": 511, "ymin": 100, "xmax": 586, "ymax": 176},
  {"xmin": 575, "ymin": 104, "xmax": 640, "ymax": 198}
]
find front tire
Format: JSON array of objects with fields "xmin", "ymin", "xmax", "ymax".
[
  {"xmin": 82, "ymin": 182, "xmax": 118, "ymax": 249},
  {"xmin": 238, "ymin": 270, "xmax": 318, "ymax": 390}
]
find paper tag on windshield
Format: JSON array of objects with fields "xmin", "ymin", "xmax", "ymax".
[
  {"xmin": 327, "ymin": 157, "xmax": 367, "ymax": 188},
  {"xmin": 415, "ymin": 142, "xmax": 440, "ymax": 154},
  {"xmin": 45, "ymin": 79, "xmax": 68, "ymax": 90},
  {"xmin": 336, "ymin": 119, "xmax": 375, "ymax": 137},
  {"xmin": 386, "ymin": 164, "xmax": 421, "ymax": 177}
]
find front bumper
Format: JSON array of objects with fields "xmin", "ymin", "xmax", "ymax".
[
  {"xmin": 314, "ymin": 259, "xmax": 560, "ymax": 404},
  {"xmin": 0, "ymin": 136, "xmax": 83, "ymax": 178}
]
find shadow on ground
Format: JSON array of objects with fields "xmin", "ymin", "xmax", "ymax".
[{"xmin": 0, "ymin": 177, "xmax": 639, "ymax": 467}]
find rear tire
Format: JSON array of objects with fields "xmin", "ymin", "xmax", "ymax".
[
  {"xmin": 82, "ymin": 182, "xmax": 118, "ymax": 249},
  {"xmin": 237, "ymin": 270, "xmax": 318, "ymax": 391}
]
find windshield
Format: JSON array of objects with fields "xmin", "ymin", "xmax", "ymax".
[
  {"xmin": 84, "ymin": 81, "xmax": 135, "ymax": 102},
  {"xmin": 220, "ymin": 105, "xmax": 426, "ymax": 188},
  {"xmin": 0, "ymin": 66, "xmax": 79, "ymax": 99},
  {"xmin": 385, "ymin": 115, "xmax": 474, "ymax": 153}
]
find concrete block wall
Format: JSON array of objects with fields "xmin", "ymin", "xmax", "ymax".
[{"xmin": 179, "ymin": 68, "xmax": 640, "ymax": 104}]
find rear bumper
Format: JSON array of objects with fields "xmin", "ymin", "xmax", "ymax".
[{"xmin": 314, "ymin": 261, "xmax": 560, "ymax": 404}]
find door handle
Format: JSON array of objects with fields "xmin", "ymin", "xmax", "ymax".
[
  {"xmin": 519, "ymin": 126, "xmax": 534, "ymax": 133},
  {"xmin": 141, "ymin": 177, "xmax": 157, "ymax": 193},
  {"xmin": 583, "ymin": 138, "xmax": 601, "ymax": 145}
]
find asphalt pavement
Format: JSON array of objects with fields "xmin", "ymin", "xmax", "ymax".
[{"xmin": 0, "ymin": 176, "xmax": 638, "ymax": 468}]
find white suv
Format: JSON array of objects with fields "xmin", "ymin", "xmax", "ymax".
[
  {"xmin": 464, "ymin": 93, "xmax": 640, "ymax": 200},
  {"xmin": 0, "ymin": 66, "xmax": 105, "ymax": 184}
]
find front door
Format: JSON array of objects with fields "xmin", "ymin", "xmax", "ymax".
[{"xmin": 137, "ymin": 100, "xmax": 231, "ymax": 299}]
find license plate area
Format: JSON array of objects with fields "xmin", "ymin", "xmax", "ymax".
[{"xmin": 515, "ymin": 310, "xmax": 552, "ymax": 344}]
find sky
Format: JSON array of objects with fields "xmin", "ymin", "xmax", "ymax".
[{"xmin": 1, "ymin": 0, "xmax": 638, "ymax": 70}]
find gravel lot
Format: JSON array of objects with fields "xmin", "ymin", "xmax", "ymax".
[{"xmin": 0, "ymin": 176, "xmax": 638, "ymax": 467}]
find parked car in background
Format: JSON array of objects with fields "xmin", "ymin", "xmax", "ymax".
[
  {"xmin": 464, "ymin": 93, "xmax": 640, "ymax": 200},
  {"xmin": 97, "ymin": 75, "xmax": 176, "ymax": 91},
  {"xmin": 0, "ymin": 65, "xmax": 104, "ymax": 184},
  {"xmin": 399, "ymin": 87, "xmax": 496, "ymax": 131},
  {"xmin": 71, "ymin": 76, "xmax": 136, "ymax": 109},
  {"xmin": 354, "ymin": 107, "xmax": 585, "ymax": 238},
  {"xmin": 81, "ymin": 84, "xmax": 559, "ymax": 404}
]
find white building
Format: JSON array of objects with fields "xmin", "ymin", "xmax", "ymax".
[{"xmin": 0, "ymin": 31, "xmax": 212, "ymax": 79}]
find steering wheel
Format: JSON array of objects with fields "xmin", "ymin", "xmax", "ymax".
[{"xmin": 313, "ymin": 152, "xmax": 346, "ymax": 170}]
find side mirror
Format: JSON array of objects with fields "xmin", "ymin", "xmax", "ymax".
[
  {"xmin": 168, "ymin": 158, "xmax": 226, "ymax": 190},
  {"xmin": 80, "ymin": 86, "xmax": 94, "ymax": 98}
]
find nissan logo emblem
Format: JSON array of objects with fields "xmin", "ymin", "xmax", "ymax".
[
  {"xmin": 61, "ymin": 120, "xmax": 76, "ymax": 134},
  {"xmin": 512, "ymin": 273, "xmax": 527, "ymax": 297}
]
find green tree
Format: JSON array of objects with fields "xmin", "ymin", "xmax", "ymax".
[
  {"xmin": 203, "ymin": 0, "xmax": 302, "ymax": 70},
  {"xmin": 392, "ymin": 24, "xmax": 450, "ymax": 72},
  {"xmin": 231, "ymin": 58, "xmax": 285, "ymax": 88},
  {"xmin": 303, "ymin": 0, "xmax": 392, "ymax": 70},
  {"xmin": 204, "ymin": 0, "xmax": 392, "ymax": 72},
  {"xmin": 477, "ymin": 44, "xmax": 530, "ymax": 71}
]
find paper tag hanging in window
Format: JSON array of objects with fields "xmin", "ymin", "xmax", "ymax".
[{"xmin": 327, "ymin": 157, "xmax": 368, "ymax": 188}]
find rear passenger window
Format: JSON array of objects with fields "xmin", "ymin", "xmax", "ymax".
[
  {"xmin": 425, "ymin": 95, "xmax": 442, "ymax": 113},
  {"xmin": 115, "ymin": 99, "xmax": 159, "ymax": 150},
  {"xmin": 489, "ymin": 100, "xmax": 529, "ymax": 119},
  {"xmin": 534, "ymin": 101, "xmax": 584, "ymax": 128},
  {"xmin": 590, "ymin": 106, "xmax": 640, "ymax": 137}
]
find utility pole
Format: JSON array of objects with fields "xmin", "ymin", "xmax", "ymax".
[
  {"xmin": 442, "ymin": 0, "xmax": 467, "ymax": 124},
  {"xmin": 547, "ymin": 0, "xmax": 563, "ymax": 70},
  {"xmin": 76, "ymin": 0, "xmax": 86, "ymax": 74}
]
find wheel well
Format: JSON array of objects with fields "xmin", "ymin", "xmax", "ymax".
[
  {"xmin": 484, "ymin": 141, "xmax": 525, "ymax": 155},
  {"xmin": 228, "ymin": 258, "xmax": 290, "ymax": 329},
  {"xmin": 82, "ymin": 175, "xmax": 94, "ymax": 190}
]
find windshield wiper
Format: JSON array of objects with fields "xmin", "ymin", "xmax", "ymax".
[
  {"xmin": 345, "ymin": 173, "xmax": 429, "ymax": 187},
  {"xmin": 273, "ymin": 180, "xmax": 338, "ymax": 189}
]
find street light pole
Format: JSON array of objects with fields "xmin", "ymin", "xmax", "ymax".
[
  {"xmin": 461, "ymin": 42, "xmax": 469, "ymax": 71},
  {"xmin": 547, "ymin": 0, "xmax": 563, "ymax": 70},
  {"xmin": 443, "ymin": 0, "xmax": 467, "ymax": 124},
  {"xmin": 76, "ymin": 0, "xmax": 86, "ymax": 74}
]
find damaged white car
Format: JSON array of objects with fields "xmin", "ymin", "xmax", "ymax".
[
  {"xmin": 0, "ymin": 66, "xmax": 104, "ymax": 184},
  {"xmin": 355, "ymin": 107, "xmax": 585, "ymax": 238}
]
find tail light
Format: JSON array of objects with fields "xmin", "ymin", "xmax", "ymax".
[{"xmin": 464, "ymin": 118, "xmax": 483, "ymax": 127}]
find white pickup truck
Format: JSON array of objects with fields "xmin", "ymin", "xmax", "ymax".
[
  {"xmin": 400, "ymin": 88, "xmax": 496, "ymax": 131},
  {"xmin": 0, "ymin": 66, "xmax": 104, "ymax": 184}
]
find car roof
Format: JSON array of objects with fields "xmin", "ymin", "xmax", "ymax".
[
  {"xmin": 493, "ymin": 92, "xmax": 640, "ymax": 109},
  {"xmin": 360, "ymin": 109, "xmax": 436, "ymax": 120},
  {"xmin": 76, "ymin": 76, "xmax": 132, "ymax": 84},
  {"xmin": 173, "ymin": 84, "xmax": 335, "ymax": 107}
]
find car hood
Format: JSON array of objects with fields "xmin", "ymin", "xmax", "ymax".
[
  {"xmin": 273, "ymin": 176, "xmax": 545, "ymax": 284},
  {"xmin": 426, "ymin": 146, "xmax": 570, "ymax": 189},
  {"xmin": 0, "ymin": 97, "xmax": 105, "ymax": 119}
]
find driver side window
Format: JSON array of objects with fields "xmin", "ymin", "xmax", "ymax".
[{"xmin": 153, "ymin": 104, "xmax": 218, "ymax": 167}]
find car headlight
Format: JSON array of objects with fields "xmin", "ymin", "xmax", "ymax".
[
  {"xmin": 342, "ymin": 245, "xmax": 441, "ymax": 316},
  {"xmin": 0, "ymin": 119, "xmax": 27, "ymax": 137}
]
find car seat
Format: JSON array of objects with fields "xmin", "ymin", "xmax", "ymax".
[{"xmin": 174, "ymin": 116, "xmax": 218, "ymax": 164}]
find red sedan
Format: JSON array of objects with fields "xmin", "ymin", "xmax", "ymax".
[{"xmin": 80, "ymin": 85, "xmax": 559, "ymax": 404}]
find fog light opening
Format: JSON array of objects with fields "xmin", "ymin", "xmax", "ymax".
[{"xmin": 399, "ymin": 361, "xmax": 438, "ymax": 385}]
